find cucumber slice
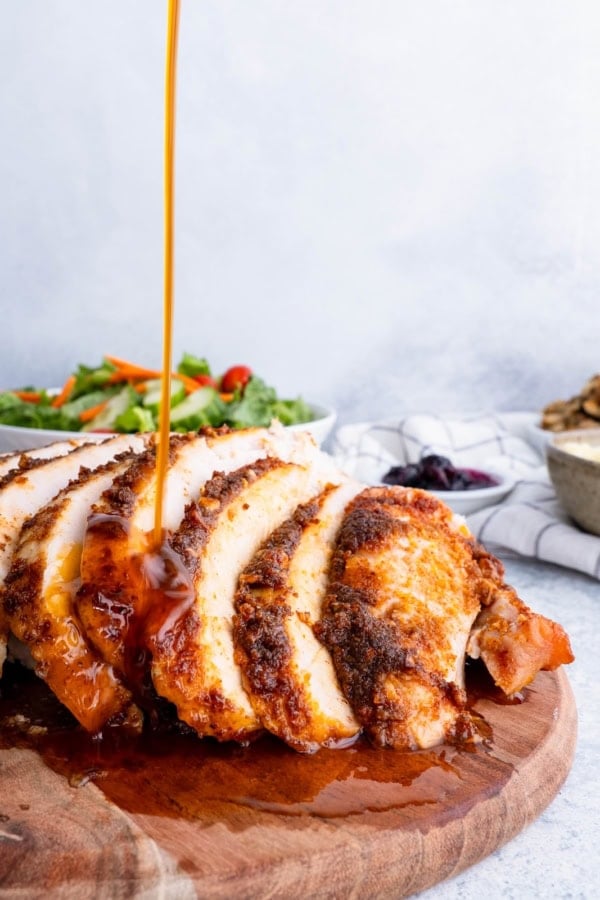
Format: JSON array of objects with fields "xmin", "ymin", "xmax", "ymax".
[
  {"xmin": 61, "ymin": 390, "xmax": 114, "ymax": 421},
  {"xmin": 142, "ymin": 378, "xmax": 186, "ymax": 411},
  {"xmin": 169, "ymin": 386, "xmax": 227, "ymax": 431},
  {"xmin": 81, "ymin": 386, "xmax": 137, "ymax": 432}
]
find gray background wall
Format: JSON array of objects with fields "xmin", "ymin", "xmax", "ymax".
[{"xmin": 1, "ymin": 1, "xmax": 599, "ymax": 425}]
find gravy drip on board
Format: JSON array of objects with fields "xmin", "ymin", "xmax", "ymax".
[{"xmin": 0, "ymin": 660, "xmax": 516, "ymax": 822}]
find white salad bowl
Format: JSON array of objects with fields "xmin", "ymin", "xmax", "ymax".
[
  {"xmin": 0, "ymin": 403, "xmax": 337, "ymax": 454},
  {"xmin": 286, "ymin": 404, "xmax": 336, "ymax": 446}
]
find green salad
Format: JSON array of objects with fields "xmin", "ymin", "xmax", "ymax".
[{"xmin": 0, "ymin": 353, "xmax": 313, "ymax": 434}]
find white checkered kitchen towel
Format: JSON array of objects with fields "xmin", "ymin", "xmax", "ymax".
[{"xmin": 330, "ymin": 411, "xmax": 600, "ymax": 580}]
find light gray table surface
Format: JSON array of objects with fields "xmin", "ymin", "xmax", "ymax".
[{"xmin": 418, "ymin": 554, "xmax": 599, "ymax": 900}]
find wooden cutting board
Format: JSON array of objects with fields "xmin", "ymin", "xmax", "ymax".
[{"xmin": 0, "ymin": 666, "xmax": 576, "ymax": 899}]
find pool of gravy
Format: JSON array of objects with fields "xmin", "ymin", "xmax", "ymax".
[{"xmin": 0, "ymin": 660, "xmax": 524, "ymax": 826}]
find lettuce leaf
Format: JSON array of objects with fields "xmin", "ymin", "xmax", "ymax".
[
  {"xmin": 115, "ymin": 405, "xmax": 156, "ymax": 433},
  {"xmin": 0, "ymin": 393, "xmax": 80, "ymax": 431},
  {"xmin": 71, "ymin": 360, "xmax": 117, "ymax": 398},
  {"xmin": 223, "ymin": 377, "xmax": 310, "ymax": 428},
  {"xmin": 177, "ymin": 353, "xmax": 212, "ymax": 378}
]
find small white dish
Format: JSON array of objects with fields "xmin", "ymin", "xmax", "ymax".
[
  {"xmin": 0, "ymin": 403, "xmax": 336, "ymax": 452},
  {"xmin": 426, "ymin": 474, "xmax": 515, "ymax": 516}
]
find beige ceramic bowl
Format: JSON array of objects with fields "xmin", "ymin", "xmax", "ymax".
[{"xmin": 546, "ymin": 428, "xmax": 600, "ymax": 536}]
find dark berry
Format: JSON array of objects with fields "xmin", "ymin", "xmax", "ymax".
[
  {"xmin": 421, "ymin": 454, "xmax": 453, "ymax": 468},
  {"xmin": 382, "ymin": 456, "xmax": 499, "ymax": 491},
  {"xmin": 382, "ymin": 464, "xmax": 421, "ymax": 486}
]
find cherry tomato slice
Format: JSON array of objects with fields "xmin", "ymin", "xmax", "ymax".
[
  {"xmin": 220, "ymin": 365, "xmax": 252, "ymax": 393},
  {"xmin": 194, "ymin": 374, "xmax": 218, "ymax": 388}
]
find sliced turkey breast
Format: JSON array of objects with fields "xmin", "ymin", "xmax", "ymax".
[
  {"xmin": 234, "ymin": 480, "xmax": 362, "ymax": 752},
  {"xmin": 0, "ymin": 424, "xmax": 574, "ymax": 753},
  {"xmin": 77, "ymin": 425, "xmax": 338, "ymax": 679},
  {"xmin": 315, "ymin": 486, "xmax": 484, "ymax": 750},
  {"xmin": 149, "ymin": 456, "xmax": 343, "ymax": 742},
  {"xmin": 2, "ymin": 451, "xmax": 145, "ymax": 732},
  {"xmin": 0, "ymin": 433, "xmax": 147, "ymax": 677}
]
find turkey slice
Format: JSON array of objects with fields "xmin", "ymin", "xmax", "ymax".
[
  {"xmin": 3, "ymin": 451, "xmax": 145, "ymax": 732},
  {"xmin": 0, "ymin": 439, "xmax": 82, "ymax": 481},
  {"xmin": 234, "ymin": 480, "xmax": 361, "ymax": 752},
  {"xmin": 315, "ymin": 486, "xmax": 483, "ymax": 750}
]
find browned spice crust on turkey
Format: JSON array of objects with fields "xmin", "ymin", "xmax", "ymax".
[
  {"xmin": 0, "ymin": 450, "xmax": 73, "ymax": 492},
  {"xmin": 169, "ymin": 456, "xmax": 288, "ymax": 575},
  {"xmin": 233, "ymin": 495, "xmax": 324, "ymax": 739},
  {"xmin": 155, "ymin": 456, "xmax": 291, "ymax": 665}
]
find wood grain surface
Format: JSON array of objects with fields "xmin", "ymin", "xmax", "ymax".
[{"xmin": 0, "ymin": 667, "xmax": 576, "ymax": 899}]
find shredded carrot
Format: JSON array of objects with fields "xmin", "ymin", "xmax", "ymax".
[
  {"xmin": 51, "ymin": 375, "xmax": 76, "ymax": 408},
  {"xmin": 105, "ymin": 371, "xmax": 131, "ymax": 384},
  {"xmin": 173, "ymin": 372, "xmax": 201, "ymax": 394},
  {"xmin": 106, "ymin": 367, "xmax": 163, "ymax": 384},
  {"xmin": 104, "ymin": 356, "xmax": 204, "ymax": 395},
  {"xmin": 79, "ymin": 400, "xmax": 109, "ymax": 423},
  {"xmin": 107, "ymin": 368, "xmax": 198, "ymax": 395},
  {"xmin": 219, "ymin": 392, "xmax": 234, "ymax": 403},
  {"xmin": 103, "ymin": 354, "xmax": 142, "ymax": 370},
  {"xmin": 104, "ymin": 356, "xmax": 163, "ymax": 381},
  {"xmin": 14, "ymin": 391, "xmax": 42, "ymax": 403}
]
